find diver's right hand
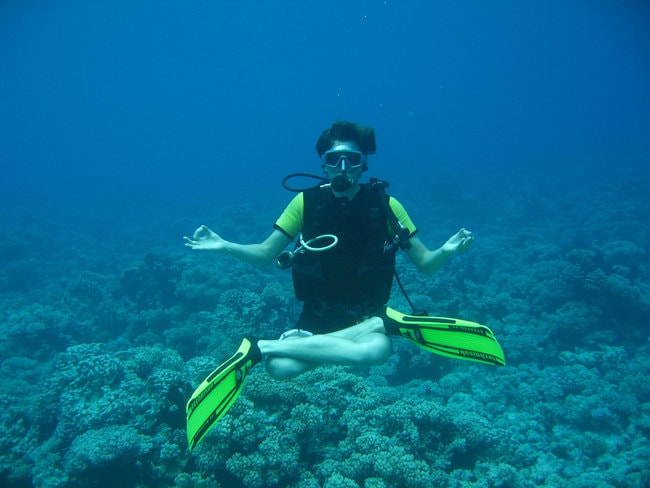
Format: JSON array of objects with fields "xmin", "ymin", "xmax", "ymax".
[{"xmin": 184, "ymin": 225, "xmax": 227, "ymax": 251}]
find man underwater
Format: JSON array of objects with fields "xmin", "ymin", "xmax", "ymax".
[{"xmin": 183, "ymin": 120, "xmax": 504, "ymax": 449}]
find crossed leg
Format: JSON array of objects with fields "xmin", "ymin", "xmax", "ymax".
[{"xmin": 259, "ymin": 316, "xmax": 391, "ymax": 380}]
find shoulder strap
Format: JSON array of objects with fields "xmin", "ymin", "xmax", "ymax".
[
  {"xmin": 302, "ymin": 185, "xmax": 331, "ymax": 231},
  {"xmin": 368, "ymin": 178, "xmax": 412, "ymax": 251}
]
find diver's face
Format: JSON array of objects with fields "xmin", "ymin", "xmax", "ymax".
[{"xmin": 321, "ymin": 141, "xmax": 365, "ymax": 188}]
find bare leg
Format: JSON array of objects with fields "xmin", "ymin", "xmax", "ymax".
[{"xmin": 261, "ymin": 316, "xmax": 391, "ymax": 380}]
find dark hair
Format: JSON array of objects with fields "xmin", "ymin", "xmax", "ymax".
[{"xmin": 315, "ymin": 120, "xmax": 377, "ymax": 156}]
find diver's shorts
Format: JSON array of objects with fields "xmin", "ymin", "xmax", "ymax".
[{"xmin": 295, "ymin": 301, "xmax": 386, "ymax": 334}]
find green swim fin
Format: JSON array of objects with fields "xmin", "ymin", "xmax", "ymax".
[
  {"xmin": 385, "ymin": 307, "xmax": 506, "ymax": 366},
  {"xmin": 186, "ymin": 337, "xmax": 260, "ymax": 450}
]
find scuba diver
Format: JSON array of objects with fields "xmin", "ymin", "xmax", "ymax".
[{"xmin": 183, "ymin": 120, "xmax": 504, "ymax": 450}]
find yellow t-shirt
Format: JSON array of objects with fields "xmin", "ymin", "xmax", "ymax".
[{"xmin": 274, "ymin": 192, "xmax": 417, "ymax": 240}]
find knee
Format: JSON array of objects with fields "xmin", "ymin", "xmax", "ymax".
[
  {"xmin": 265, "ymin": 357, "xmax": 305, "ymax": 381},
  {"xmin": 362, "ymin": 335, "xmax": 393, "ymax": 365}
]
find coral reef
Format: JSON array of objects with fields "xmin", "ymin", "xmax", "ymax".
[{"xmin": 1, "ymin": 174, "xmax": 649, "ymax": 487}]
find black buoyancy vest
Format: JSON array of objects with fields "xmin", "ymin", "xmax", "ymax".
[{"xmin": 291, "ymin": 184, "xmax": 398, "ymax": 305}]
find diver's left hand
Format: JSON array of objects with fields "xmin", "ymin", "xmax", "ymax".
[{"xmin": 442, "ymin": 228, "xmax": 474, "ymax": 254}]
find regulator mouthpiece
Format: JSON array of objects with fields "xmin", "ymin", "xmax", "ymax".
[{"xmin": 331, "ymin": 174, "xmax": 352, "ymax": 192}]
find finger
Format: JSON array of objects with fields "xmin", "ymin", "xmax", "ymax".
[{"xmin": 192, "ymin": 226, "xmax": 206, "ymax": 239}]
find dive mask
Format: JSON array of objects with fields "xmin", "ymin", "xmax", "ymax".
[{"xmin": 322, "ymin": 148, "xmax": 366, "ymax": 169}]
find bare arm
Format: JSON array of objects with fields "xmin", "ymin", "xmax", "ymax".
[
  {"xmin": 183, "ymin": 225, "xmax": 291, "ymax": 266},
  {"xmin": 405, "ymin": 228, "xmax": 474, "ymax": 275}
]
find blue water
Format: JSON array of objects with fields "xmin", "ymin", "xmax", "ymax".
[{"xmin": 1, "ymin": 1, "xmax": 649, "ymax": 487}]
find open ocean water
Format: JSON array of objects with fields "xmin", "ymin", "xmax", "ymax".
[{"xmin": 1, "ymin": 1, "xmax": 649, "ymax": 487}]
